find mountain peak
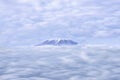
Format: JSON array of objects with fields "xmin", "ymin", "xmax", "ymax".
[{"xmin": 37, "ymin": 39, "xmax": 78, "ymax": 46}]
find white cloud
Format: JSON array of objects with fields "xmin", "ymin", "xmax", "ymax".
[
  {"xmin": 93, "ymin": 29, "xmax": 120, "ymax": 37},
  {"xmin": 94, "ymin": 30, "xmax": 112, "ymax": 37},
  {"xmin": 0, "ymin": 46, "xmax": 120, "ymax": 79},
  {"xmin": 0, "ymin": 0, "xmax": 120, "ymax": 46},
  {"xmin": 59, "ymin": 56, "xmax": 75, "ymax": 64},
  {"xmin": 17, "ymin": 0, "xmax": 35, "ymax": 3}
]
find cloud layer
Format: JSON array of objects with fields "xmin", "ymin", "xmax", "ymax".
[
  {"xmin": 0, "ymin": 46, "xmax": 120, "ymax": 80},
  {"xmin": 0, "ymin": 0, "xmax": 120, "ymax": 46}
]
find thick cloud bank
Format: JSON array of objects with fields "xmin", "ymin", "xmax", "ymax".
[{"xmin": 0, "ymin": 46, "xmax": 120, "ymax": 80}]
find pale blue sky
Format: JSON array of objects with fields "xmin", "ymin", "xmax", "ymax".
[{"xmin": 0, "ymin": 0, "xmax": 120, "ymax": 46}]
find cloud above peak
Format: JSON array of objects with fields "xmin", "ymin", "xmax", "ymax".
[{"xmin": 0, "ymin": 0, "xmax": 120, "ymax": 46}]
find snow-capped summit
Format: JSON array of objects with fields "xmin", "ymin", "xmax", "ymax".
[{"xmin": 37, "ymin": 39, "xmax": 78, "ymax": 46}]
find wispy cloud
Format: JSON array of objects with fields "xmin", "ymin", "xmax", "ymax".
[{"xmin": 0, "ymin": 0, "xmax": 120, "ymax": 46}]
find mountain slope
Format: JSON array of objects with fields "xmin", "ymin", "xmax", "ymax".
[{"xmin": 37, "ymin": 39, "xmax": 78, "ymax": 46}]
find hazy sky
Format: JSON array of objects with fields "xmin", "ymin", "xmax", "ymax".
[{"xmin": 0, "ymin": 0, "xmax": 120, "ymax": 46}]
